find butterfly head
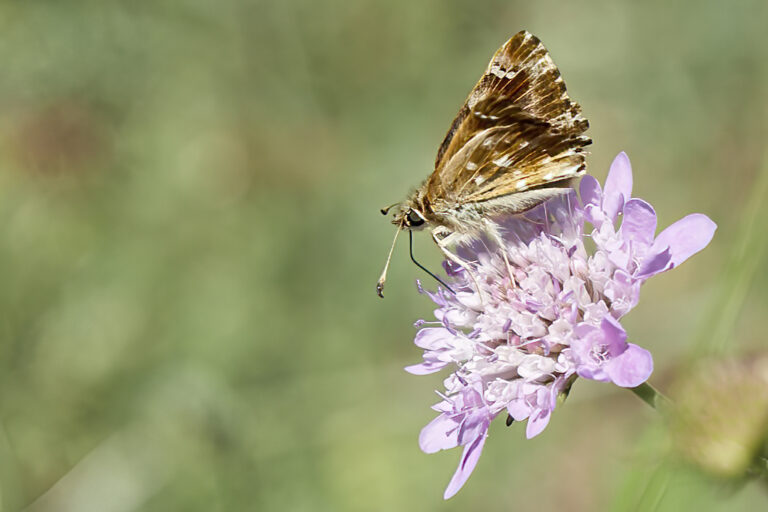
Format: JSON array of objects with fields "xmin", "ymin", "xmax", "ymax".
[
  {"xmin": 403, "ymin": 208, "xmax": 427, "ymax": 229},
  {"xmin": 381, "ymin": 202, "xmax": 428, "ymax": 231},
  {"xmin": 376, "ymin": 201, "xmax": 431, "ymax": 298}
]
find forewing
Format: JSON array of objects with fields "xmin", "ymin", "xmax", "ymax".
[{"xmin": 428, "ymin": 31, "xmax": 591, "ymax": 205}]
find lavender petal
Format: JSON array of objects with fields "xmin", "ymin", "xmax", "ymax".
[
  {"xmin": 443, "ymin": 434, "xmax": 487, "ymax": 500},
  {"xmin": 605, "ymin": 343, "xmax": 654, "ymax": 387},
  {"xmin": 621, "ymin": 198, "xmax": 657, "ymax": 247},
  {"xmin": 603, "ymin": 152, "xmax": 633, "ymax": 220},
  {"xmin": 652, "ymin": 213, "xmax": 717, "ymax": 268}
]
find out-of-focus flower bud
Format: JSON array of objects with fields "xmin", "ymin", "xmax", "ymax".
[{"xmin": 669, "ymin": 355, "xmax": 768, "ymax": 480}]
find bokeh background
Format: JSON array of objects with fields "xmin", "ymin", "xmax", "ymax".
[{"xmin": 0, "ymin": 1, "xmax": 766, "ymax": 510}]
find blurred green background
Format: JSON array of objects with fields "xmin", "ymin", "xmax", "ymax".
[{"xmin": 0, "ymin": 1, "xmax": 766, "ymax": 510}]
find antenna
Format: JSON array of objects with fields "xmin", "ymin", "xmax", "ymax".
[{"xmin": 376, "ymin": 225, "xmax": 402, "ymax": 298}]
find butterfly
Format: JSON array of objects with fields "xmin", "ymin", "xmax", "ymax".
[{"xmin": 377, "ymin": 30, "xmax": 591, "ymax": 298}]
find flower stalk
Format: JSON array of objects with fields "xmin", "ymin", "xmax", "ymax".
[{"xmin": 630, "ymin": 381, "xmax": 671, "ymax": 411}]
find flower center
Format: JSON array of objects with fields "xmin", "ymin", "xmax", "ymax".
[{"xmin": 591, "ymin": 344, "xmax": 610, "ymax": 364}]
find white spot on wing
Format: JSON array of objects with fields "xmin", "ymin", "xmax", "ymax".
[
  {"xmin": 515, "ymin": 179, "xmax": 528, "ymax": 190},
  {"xmin": 561, "ymin": 164, "xmax": 581, "ymax": 176},
  {"xmin": 466, "ymin": 162, "xmax": 478, "ymax": 171},
  {"xmin": 490, "ymin": 65, "xmax": 506, "ymax": 79},
  {"xmin": 475, "ymin": 112, "xmax": 500, "ymax": 121}
]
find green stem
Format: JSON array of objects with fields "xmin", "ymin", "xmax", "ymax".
[{"xmin": 630, "ymin": 382, "xmax": 672, "ymax": 411}]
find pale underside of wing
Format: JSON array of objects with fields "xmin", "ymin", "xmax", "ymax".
[{"xmin": 426, "ymin": 30, "xmax": 591, "ymax": 210}]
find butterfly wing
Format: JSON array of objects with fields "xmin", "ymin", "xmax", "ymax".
[{"xmin": 427, "ymin": 31, "xmax": 590, "ymax": 208}]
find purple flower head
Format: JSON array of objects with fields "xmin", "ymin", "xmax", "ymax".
[{"xmin": 409, "ymin": 152, "xmax": 716, "ymax": 498}]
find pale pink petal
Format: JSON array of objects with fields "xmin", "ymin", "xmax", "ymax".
[
  {"xmin": 414, "ymin": 327, "xmax": 454, "ymax": 349},
  {"xmin": 605, "ymin": 343, "xmax": 653, "ymax": 387},
  {"xmin": 603, "ymin": 152, "xmax": 633, "ymax": 220},
  {"xmin": 636, "ymin": 247, "xmax": 672, "ymax": 278},
  {"xmin": 443, "ymin": 434, "xmax": 487, "ymax": 500},
  {"xmin": 419, "ymin": 414, "xmax": 459, "ymax": 454},
  {"xmin": 579, "ymin": 175, "xmax": 602, "ymax": 208},
  {"xmin": 457, "ymin": 411, "xmax": 490, "ymax": 446},
  {"xmin": 600, "ymin": 314, "xmax": 628, "ymax": 357},
  {"xmin": 405, "ymin": 360, "xmax": 447, "ymax": 375},
  {"xmin": 506, "ymin": 399, "xmax": 532, "ymax": 421},
  {"xmin": 525, "ymin": 408, "xmax": 552, "ymax": 439},
  {"xmin": 651, "ymin": 213, "xmax": 717, "ymax": 267},
  {"xmin": 576, "ymin": 365, "xmax": 610, "ymax": 382},
  {"xmin": 621, "ymin": 198, "xmax": 657, "ymax": 247}
]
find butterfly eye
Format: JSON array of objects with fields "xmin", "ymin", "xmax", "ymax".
[{"xmin": 407, "ymin": 210, "xmax": 425, "ymax": 227}]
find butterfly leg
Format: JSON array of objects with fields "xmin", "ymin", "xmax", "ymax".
[
  {"xmin": 431, "ymin": 228, "xmax": 486, "ymax": 305},
  {"xmin": 481, "ymin": 219, "xmax": 516, "ymax": 289}
]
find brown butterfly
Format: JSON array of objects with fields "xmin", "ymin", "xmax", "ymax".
[{"xmin": 377, "ymin": 31, "xmax": 591, "ymax": 297}]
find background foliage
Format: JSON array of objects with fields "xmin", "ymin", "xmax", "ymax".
[{"xmin": 0, "ymin": 1, "xmax": 766, "ymax": 510}]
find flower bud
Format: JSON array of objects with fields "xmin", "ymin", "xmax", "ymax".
[{"xmin": 669, "ymin": 355, "xmax": 768, "ymax": 479}]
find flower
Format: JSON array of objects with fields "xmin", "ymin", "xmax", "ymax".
[{"xmin": 408, "ymin": 152, "xmax": 717, "ymax": 499}]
